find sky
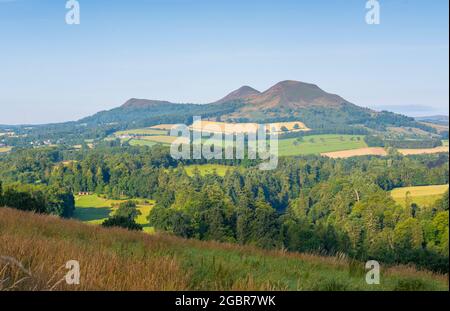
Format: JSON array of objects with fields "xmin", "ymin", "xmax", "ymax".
[{"xmin": 0, "ymin": 0, "xmax": 448, "ymax": 124}]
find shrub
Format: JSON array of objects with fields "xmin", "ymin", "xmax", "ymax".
[{"xmin": 102, "ymin": 216, "xmax": 143, "ymax": 231}]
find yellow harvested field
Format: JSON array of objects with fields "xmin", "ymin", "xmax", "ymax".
[
  {"xmin": 0, "ymin": 146, "xmax": 12, "ymax": 153},
  {"xmin": 190, "ymin": 120, "xmax": 310, "ymax": 134},
  {"xmin": 398, "ymin": 146, "xmax": 449, "ymax": 155},
  {"xmin": 321, "ymin": 145, "xmax": 449, "ymax": 158},
  {"xmin": 321, "ymin": 147, "xmax": 387, "ymax": 158}
]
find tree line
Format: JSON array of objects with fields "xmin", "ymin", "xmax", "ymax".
[{"xmin": 0, "ymin": 145, "xmax": 448, "ymax": 272}]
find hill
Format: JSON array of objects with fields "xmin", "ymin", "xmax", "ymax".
[
  {"xmin": 1, "ymin": 80, "xmax": 440, "ymax": 147},
  {"xmin": 0, "ymin": 208, "xmax": 447, "ymax": 291},
  {"xmin": 77, "ymin": 80, "xmax": 435, "ymax": 133},
  {"xmin": 223, "ymin": 80, "xmax": 368, "ymax": 120},
  {"xmin": 415, "ymin": 115, "xmax": 449, "ymax": 126},
  {"xmin": 214, "ymin": 85, "xmax": 261, "ymax": 105}
]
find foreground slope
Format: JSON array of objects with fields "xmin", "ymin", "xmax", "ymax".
[{"xmin": 0, "ymin": 208, "xmax": 447, "ymax": 291}]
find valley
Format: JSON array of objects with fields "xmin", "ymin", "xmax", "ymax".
[{"xmin": 1, "ymin": 80, "xmax": 449, "ymax": 291}]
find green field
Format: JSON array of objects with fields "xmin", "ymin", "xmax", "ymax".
[
  {"xmin": 443, "ymin": 140, "xmax": 449, "ymax": 147},
  {"xmin": 126, "ymin": 135, "xmax": 179, "ymax": 146},
  {"xmin": 184, "ymin": 164, "xmax": 239, "ymax": 177},
  {"xmin": 391, "ymin": 184, "xmax": 449, "ymax": 207},
  {"xmin": 278, "ymin": 134, "xmax": 367, "ymax": 156},
  {"xmin": 138, "ymin": 135, "xmax": 179, "ymax": 144},
  {"xmin": 128, "ymin": 139, "xmax": 159, "ymax": 147},
  {"xmin": 115, "ymin": 128, "xmax": 168, "ymax": 136},
  {"xmin": 115, "ymin": 131, "xmax": 368, "ymax": 158},
  {"xmin": 73, "ymin": 194, "xmax": 155, "ymax": 233}
]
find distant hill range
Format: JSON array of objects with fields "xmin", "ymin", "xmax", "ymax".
[
  {"xmin": 415, "ymin": 115, "xmax": 449, "ymax": 126},
  {"xmin": 78, "ymin": 80, "xmax": 436, "ymax": 134},
  {"xmin": 3, "ymin": 80, "xmax": 445, "ymax": 145}
]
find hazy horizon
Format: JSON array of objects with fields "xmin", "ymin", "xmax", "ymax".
[{"xmin": 0, "ymin": 0, "xmax": 448, "ymax": 124}]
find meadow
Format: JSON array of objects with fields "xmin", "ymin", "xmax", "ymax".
[
  {"xmin": 73, "ymin": 194, "xmax": 154, "ymax": 233},
  {"xmin": 1, "ymin": 207, "xmax": 447, "ymax": 291},
  {"xmin": 390, "ymin": 184, "xmax": 449, "ymax": 207},
  {"xmin": 128, "ymin": 139, "xmax": 159, "ymax": 147},
  {"xmin": 278, "ymin": 134, "xmax": 367, "ymax": 156}
]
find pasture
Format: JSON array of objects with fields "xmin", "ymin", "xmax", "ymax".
[
  {"xmin": 390, "ymin": 184, "xmax": 449, "ymax": 207},
  {"xmin": 278, "ymin": 134, "xmax": 367, "ymax": 156},
  {"xmin": 73, "ymin": 194, "xmax": 155, "ymax": 233},
  {"xmin": 115, "ymin": 128, "xmax": 168, "ymax": 136},
  {"xmin": 129, "ymin": 139, "xmax": 159, "ymax": 147}
]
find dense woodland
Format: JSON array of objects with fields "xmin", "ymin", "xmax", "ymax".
[{"xmin": 0, "ymin": 144, "xmax": 448, "ymax": 272}]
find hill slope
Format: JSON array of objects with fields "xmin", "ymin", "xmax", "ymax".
[
  {"xmin": 0, "ymin": 208, "xmax": 447, "ymax": 291},
  {"xmin": 78, "ymin": 80, "xmax": 433, "ymax": 133},
  {"xmin": 2, "ymin": 80, "xmax": 439, "ymax": 147},
  {"xmin": 214, "ymin": 85, "xmax": 261, "ymax": 105}
]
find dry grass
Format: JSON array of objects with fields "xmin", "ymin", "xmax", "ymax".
[
  {"xmin": 0, "ymin": 208, "xmax": 448, "ymax": 291},
  {"xmin": 0, "ymin": 208, "xmax": 187, "ymax": 291}
]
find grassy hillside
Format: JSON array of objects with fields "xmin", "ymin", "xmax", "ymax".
[
  {"xmin": 0, "ymin": 208, "xmax": 447, "ymax": 291},
  {"xmin": 391, "ymin": 185, "xmax": 449, "ymax": 207}
]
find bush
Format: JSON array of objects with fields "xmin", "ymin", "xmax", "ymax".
[{"xmin": 102, "ymin": 216, "xmax": 143, "ymax": 231}]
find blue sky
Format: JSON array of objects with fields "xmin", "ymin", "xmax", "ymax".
[{"xmin": 0, "ymin": 0, "xmax": 448, "ymax": 124}]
